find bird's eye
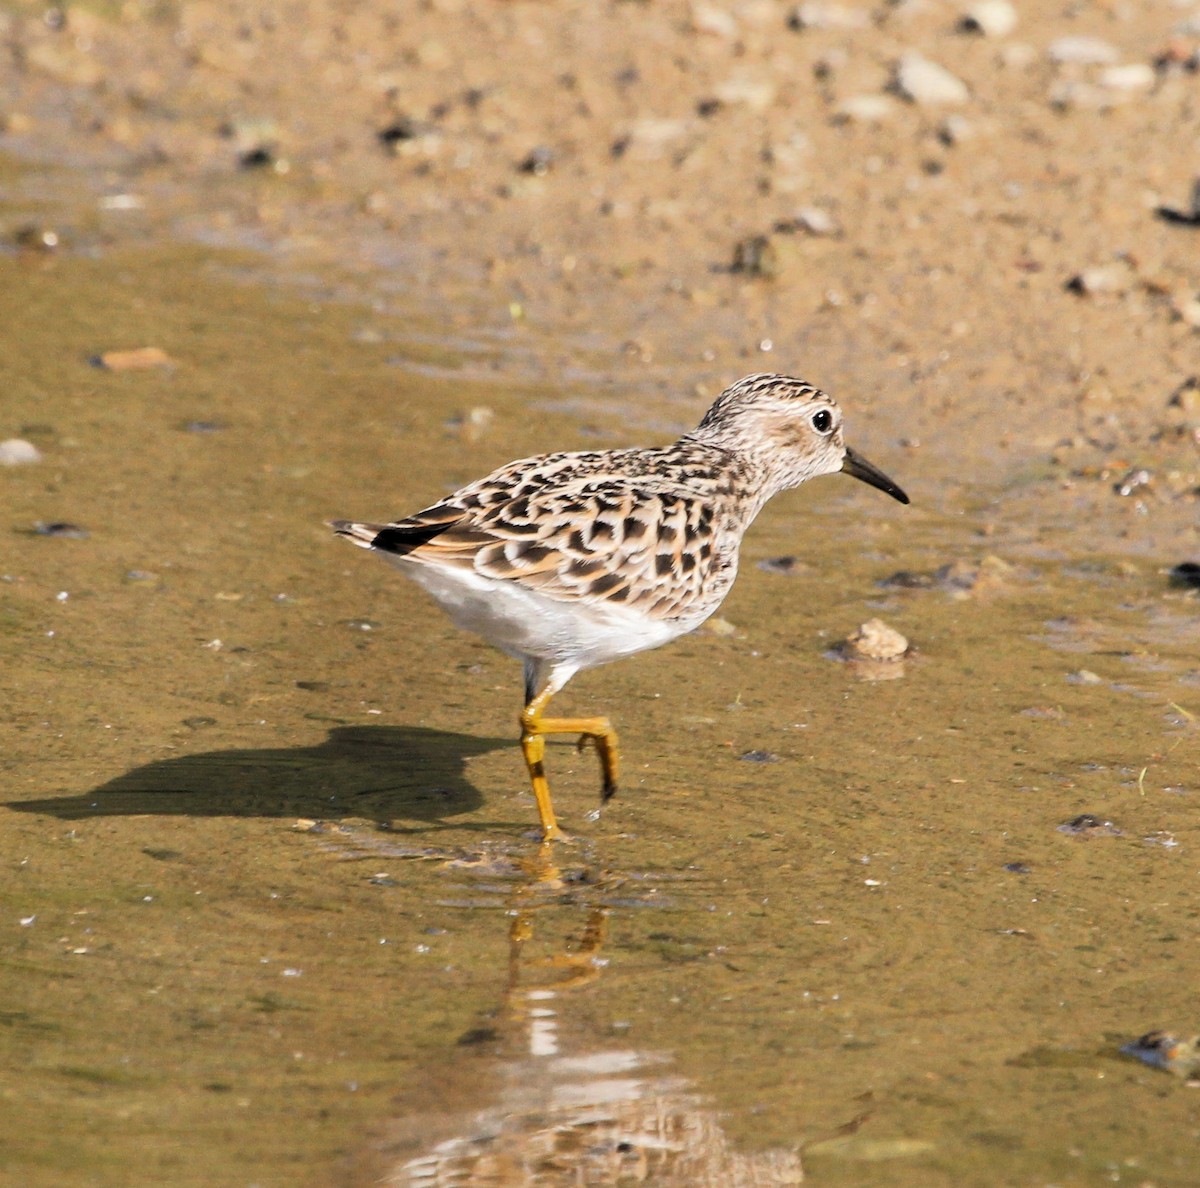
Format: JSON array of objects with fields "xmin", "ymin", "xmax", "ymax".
[{"xmin": 812, "ymin": 409, "xmax": 833, "ymax": 434}]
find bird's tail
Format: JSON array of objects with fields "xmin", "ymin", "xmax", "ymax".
[{"xmin": 328, "ymin": 520, "xmax": 384, "ymax": 549}]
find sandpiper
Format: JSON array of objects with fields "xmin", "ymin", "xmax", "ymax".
[{"xmin": 332, "ymin": 373, "xmax": 908, "ymax": 840}]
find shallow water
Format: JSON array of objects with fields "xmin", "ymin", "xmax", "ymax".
[{"xmin": 3, "ymin": 211, "xmax": 1199, "ymax": 1186}]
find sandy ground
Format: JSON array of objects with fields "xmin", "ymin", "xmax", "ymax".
[{"xmin": 4, "ymin": 0, "xmax": 1200, "ymax": 520}]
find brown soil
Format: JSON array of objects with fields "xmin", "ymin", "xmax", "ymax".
[{"xmin": 5, "ymin": 0, "xmax": 1200, "ymax": 516}]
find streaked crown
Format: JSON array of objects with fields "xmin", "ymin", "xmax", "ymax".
[{"xmin": 690, "ymin": 373, "xmax": 848, "ymax": 492}]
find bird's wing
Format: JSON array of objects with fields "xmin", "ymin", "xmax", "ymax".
[{"xmin": 335, "ymin": 449, "xmax": 724, "ymax": 618}]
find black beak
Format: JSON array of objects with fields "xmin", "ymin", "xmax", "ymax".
[{"xmin": 842, "ymin": 446, "xmax": 909, "ymax": 505}]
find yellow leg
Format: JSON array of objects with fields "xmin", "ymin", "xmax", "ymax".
[{"xmin": 519, "ymin": 687, "xmax": 620, "ymax": 841}]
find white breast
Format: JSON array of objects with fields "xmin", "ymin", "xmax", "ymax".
[{"xmin": 390, "ymin": 555, "xmax": 691, "ymax": 671}]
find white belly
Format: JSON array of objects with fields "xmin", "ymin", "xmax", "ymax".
[{"xmin": 391, "ymin": 556, "xmax": 687, "ymax": 670}]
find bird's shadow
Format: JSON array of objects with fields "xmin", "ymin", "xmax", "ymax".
[{"xmin": 6, "ymin": 725, "xmax": 513, "ymax": 830}]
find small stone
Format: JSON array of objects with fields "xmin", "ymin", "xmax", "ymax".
[
  {"xmin": 790, "ymin": 206, "xmax": 838, "ymax": 235},
  {"xmin": 731, "ymin": 235, "xmax": 779, "ymax": 278},
  {"xmin": 787, "ymin": 3, "xmax": 868, "ymax": 30},
  {"xmin": 1048, "ymin": 36, "xmax": 1119, "ymax": 65},
  {"xmin": 691, "ymin": 2, "xmax": 738, "ymax": 37},
  {"xmin": 220, "ymin": 116, "xmax": 280, "ymax": 153},
  {"xmin": 739, "ymin": 749, "xmax": 780, "ymax": 764},
  {"xmin": 377, "ymin": 115, "xmax": 424, "ymax": 150},
  {"xmin": 518, "ymin": 146, "xmax": 554, "ymax": 176},
  {"xmin": 756, "ymin": 555, "xmax": 811, "ymax": 576},
  {"xmin": 1068, "ymin": 669, "xmax": 1103, "ymax": 685},
  {"xmin": 835, "ymin": 94, "xmax": 896, "ymax": 123},
  {"xmin": 1157, "ymin": 181, "xmax": 1200, "ymax": 226},
  {"xmin": 93, "ymin": 347, "xmax": 175, "ymax": 371},
  {"xmin": 0, "ymin": 439, "xmax": 42, "ymax": 466},
  {"xmin": 1113, "ymin": 467, "xmax": 1153, "ymax": 497},
  {"xmin": 613, "ymin": 118, "xmax": 689, "ymax": 162},
  {"xmin": 1065, "ymin": 264, "xmax": 1131, "ymax": 297},
  {"xmin": 447, "ymin": 406, "xmax": 494, "ymax": 442},
  {"xmin": 1057, "ymin": 813, "xmax": 1122, "ymax": 838},
  {"xmin": 714, "ymin": 74, "xmax": 776, "ymax": 111},
  {"xmin": 842, "ymin": 618, "xmax": 908, "ymax": 662},
  {"xmin": 894, "ymin": 54, "xmax": 970, "ymax": 106},
  {"xmin": 1172, "ymin": 295, "xmax": 1200, "ymax": 328},
  {"xmin": 1049, "ymin": 80, "xmax": 1117, "ymax": 111},
  {"xmin": 938, "ymin": 114, "xmax": 973, "ymax": 146},
  {"xmin": 1098, "ymin": 63, "xmax": 1156, "ymax": 92},
  {"xmin": 887, "ymin": 555, "xmax": 1012, "ymax": 596},
  {"xmin": 1169, "ymin": 562, "xmax": 1200, "ymax": 588},
  {"xmin": 960, "ymin": 0, "xmax": 1017, "ymax": 38},
  {"xmin": 33, "ymin": 521, "xmax": 89, "ymax": 539},
  {"xmin": 13, "ymin": 224, "xmax": 59, "ymax": 251}
]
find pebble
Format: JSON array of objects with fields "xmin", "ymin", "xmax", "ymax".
[
  {"xmin": 714, "ymin": 74, "xmax": 776, "ymax": 111},
  {"xmin": 0, "ymin": 439, "xmax": 42, "ymax": 466},
  {"xmin": 33, "ymin": 521, "xmax": 89, "ymax": 539},
  {"xmin": 756, "ymin": 555, "xmax": 812, "ymax": 575},
  {"xmin": 447, "ymin": 406, "xmax": 494, "ymax": 442},
  {"xmin": 731, "ymin": 234, "xmax": 779, "ymax": 278},
  {"xmin": 894, "ymin": 54, "xmax": 970, "ymax": 106},
  {"xmin": 960, "ymin": 0, "xmax": 1017, "ymax": 38},
  {"xmin": 13, "ymin": 224, "xmax": 59, "ymax": 251},
  {"xmin": 938, "ymin": 114, "xmax": 973, "ymax": 146},
  {"xmin": 789, "ymin": 206, "xmax": 838, "ymax": 236},
  {"xmin": 1048, "ymin": 36, "xmax": 1118, "ymax": 65},
  {"xmin": 1057, "ymin": 813, "xmax": 1122, "ymax": 838},
  {"xmin": 1113, "ymin": 467, "xmax": 1153, "ymax": 497},
  {"xmin": 377, "ymin": 115, "xmax": 424, "ymax": 150},
  {"xmin": 882, "ymin": 555, "xmax": 1013, "ymax": 596},
  {"xmin": 94, "ymin": 346, "xmax": 175, "ymax": 371},
  {"xmin": 1098, "ymin": 63, "xmax": 1156, "ymax": 92},
  {"xmin": 835, "ymin": 94, "xmax": 896, "ymax": 123},
  {"xmin": 518, "ymin": 146, "xmax": 554, "ymax": 176},
  {"xmin": 614, "ymin": 118, "xmax": 689, "ymax": 162},
  {"xmin": 832, "ymin": 619, "xmax": 909, "ymax": 681},
  {"xmin": 843, "ymin": 618, "xmax": 909, "ymax": 663},
  {"xmin": 1169, "ymin": 562, "xmax": 1200, "ymax": 588},
  {"xmin": 1157, "ymin": 180, "xmax": 1200, "ymax": 225},
  {"xmin": 739, "ymin": 749, "xmax": 780, "ymax": 764},
  {"xmin": 1065, "ymin": 264, "xmax": 1130, "ymax": 297},
  {"xmin": 787, "ymin": 3, "xmax": 868, "ymax": 30},
  {"xmin": 1172, "ymin": 295, "xmax": 1200, "ymax": 328},
  {"xmin": 691, "ymin": 3, "xmax": 738, "ymax": 38}
]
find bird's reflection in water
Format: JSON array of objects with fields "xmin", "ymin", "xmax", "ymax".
[{"xmin": 383, "ymin": 844, "xmax": 803, "ymax": 1187}]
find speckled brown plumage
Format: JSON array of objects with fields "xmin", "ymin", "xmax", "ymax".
[{"xmin": 357, "ymin": 439, "xmax": 760, "ymax": 625}]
